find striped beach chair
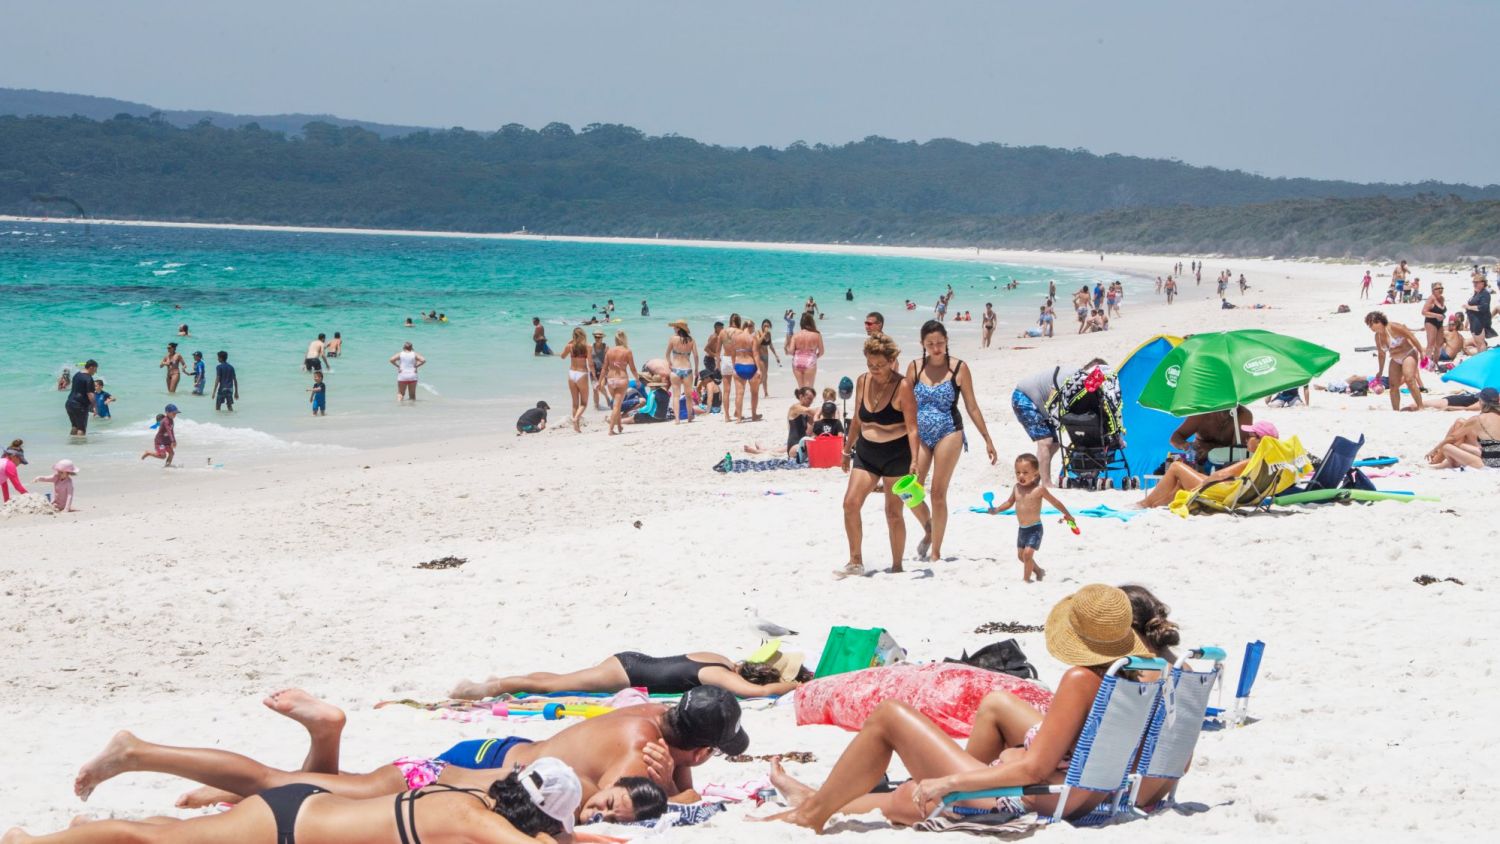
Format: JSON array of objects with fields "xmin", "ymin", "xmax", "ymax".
[
  {"xmin": 1126, "ymin": 647, "xmax": 1225, "ymax": 813},
  {"xmin": 935, "ymin": 655, "xmax": 1167, "ymax": 826}
]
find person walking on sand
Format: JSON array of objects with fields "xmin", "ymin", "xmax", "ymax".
[
  {"xmin": 390, "ymin": 341, "xmax": 424, "ymax": 402},
  {"xmin": 304, "ymin": 333, "xmax": 329, "ymax": 373},
  {"xmin": 602, "ymin": 330, "xmax": 640, "ymax": 435},
  {"xmin": 532, "ymin": 317, "xmax": 553, "ymax": 356},
  {"xmin": 905, "ymin": 320, "xmax": 998, "ymax": 563},
  {"xmin": 65, "ymin": 360, "xmax": 99, "ymax": 436},
  {"xmin": 837, "ymin": 333, "xmax": 919, "ymax": 578},
  {"xmin": 665, "ymin": 321, "xmax": 699, "ymax": 425},
  {"xmin": 987, "ymin": 453, "xmax": 1075, "ymax": 582},
  {"xmin": 142, "ymin": 404, "xmax": 180, "ymax": 466},
  {"xmin": 787, "ymin": 312, "xmax": 825, "ymax": 390},
  {"xmin": 1366, "ymin": 311, "xmax": 1425, "ymax": 411},
  {"xmin": 560, "ymin": 327, "xmax": 591, "ymax": 432},
  {"xmin": 160, "ymin": 342, "xmax": 187, "ymax": 394},
  {"xmin": 981, "ymin": 303, "xmax": 997, "ymax": 348},
  {"xmin": 211, "ymin": 351, "xmax": 239, "ymax": 412}
]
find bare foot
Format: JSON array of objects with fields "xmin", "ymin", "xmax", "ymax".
[
  {"xmin": 448, "ymin": 678, "xmax": 498, "ymax": 700},
  {"xmin": 1034, "ymin": 565, "xmax": 1046, "ymax": 581},
  {"xmin": 177, "ymin": 786, "xmax": 241, "ymax": 809},
  {"xmin": 768, "ymin": 759, "xmax": 817, "ymax": 808},
  {"xmin": 75, "ymin": 730, "xmax": 138, "ymax": 801},
  {"xmin": 263, "ymin": 688, "xmax": 346, "ymax": 736},
  {"xmin": 752, "ymin": 806, "xmax": 826, "ymax": 832},
  {"xmin": 915, "ymin": 534, "xmax": 931, "ymax": 562}
]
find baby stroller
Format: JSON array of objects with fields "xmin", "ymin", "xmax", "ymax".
[{"xmin": 1048, "ymin": 366, "xmax": 1131, "ymax": 489}]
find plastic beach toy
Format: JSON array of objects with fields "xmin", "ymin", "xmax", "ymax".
[
  {"xmin": 1065, "ymin": 518, "xmax": 1081, "ymax": 535},
  {"xmin": 892, "ymin": 474, "xmax": 926, "ymax": 508},
  {"xmin": 982, "ymin": 491, "xmax": 995, "ymax": 509}
]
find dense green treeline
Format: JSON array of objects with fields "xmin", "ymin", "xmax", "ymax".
[{"xmin": 1, "ymin": 114, "xmax": 1496, "ymax": 259}]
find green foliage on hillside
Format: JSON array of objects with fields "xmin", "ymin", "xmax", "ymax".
[{"xmin": 2, "ymin": 114, "xmax": 1496, "ymax": 259}]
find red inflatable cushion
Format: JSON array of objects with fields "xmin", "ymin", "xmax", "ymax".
[{"xmin": 794, "ymin": 662, "xmax": 1054, "ymax": 738}]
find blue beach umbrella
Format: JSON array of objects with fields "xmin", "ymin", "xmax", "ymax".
[{"xmin": 1440, "ymin": 347, "xmax": 1500, "ymax": 390}]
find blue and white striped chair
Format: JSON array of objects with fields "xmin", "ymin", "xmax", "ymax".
[
  {"xmin": 1126, "ymin": 646, "xmax": 1225, "ymax": 813},
  {"xmin": 937, "ymin": 655, "xmax": 1167, "ymax": 826}
]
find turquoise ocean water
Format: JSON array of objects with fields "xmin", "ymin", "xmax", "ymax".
[{"xmin": 1, "ymin": 222, "xmax": 1116, "ymax": 474}]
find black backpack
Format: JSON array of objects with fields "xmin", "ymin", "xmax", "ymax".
[{"xmin": 944, "ymin": 639, "xmax": 1038, "ymax": 680}]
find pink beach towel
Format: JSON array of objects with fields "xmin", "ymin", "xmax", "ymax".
[{"xmin": 794, "ymin": 662, "xmax": 1053, "ymax": 737}]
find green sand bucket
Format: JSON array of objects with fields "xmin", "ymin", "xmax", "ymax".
[{"xmin": 891, "ymin": 474, "xmax": 926, "ymax": 509}]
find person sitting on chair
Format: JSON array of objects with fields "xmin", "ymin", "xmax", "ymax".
[
  {"xmin": 1169, "ymin": 406, "xmax": 1253, "ymax": 469},
  {"xmin": 1138, "ymin": 421, "xmax": 1277, "ymax": 508}
]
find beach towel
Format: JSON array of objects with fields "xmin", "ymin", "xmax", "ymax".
[
  {"xmin": 713, "ymin": 455, "xmax": 807, "ymax": 473},
  {"xmin": 912, "ymin": 812, "xmax": 1042, "ymax": 838},
  {"xmin": 969, "ymin": 504, "xmax": 1142, "ymax": 522},
  {"xmin": 796, "ymin": 662, "xmax": 1053, "ymax": 738}
]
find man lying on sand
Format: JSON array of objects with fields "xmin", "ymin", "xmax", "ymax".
[{"xmin": 72, "ymin": 684, "xmax": 747, "ymax": 817}]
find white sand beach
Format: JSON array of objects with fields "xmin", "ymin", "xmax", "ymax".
[{"xmin": 1, "ymin": 230, "xmax": 1496, "ymax": 840}]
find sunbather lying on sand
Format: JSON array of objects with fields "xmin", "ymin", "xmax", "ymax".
[
  {"xmin": 1137, "ymin": 422, "xmax": 1275, "ymax": 508},
  {"xmin": 760, "ymin": 584, "xmax": 1172, "ymax": 832},
  {"xmin": 451, "ymin": 650, "xmax": 809, "ymax": 701},
  {"xmin": 9, "ymin": 756, "xmax": 579, "ymax": 844},
  {"xmin": 71, "ymin": 685, "xmax": 748, "ymax": 818}
]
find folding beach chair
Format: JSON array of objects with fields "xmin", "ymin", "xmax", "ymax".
[
  {"xmin": 1126, "ymin": 647, "xmax": 1225, "ymax": 813},
  {"xmin": 1285, "ymin": 435, "xmax": 1375, "ymax": 495},
  {"xmin": 934, "ymin": 655, "xmax": 1167, "ymax": 826},
  {"xmin": 1168, "ymin": 435, "xmax": 1312, "ymax": 517}
]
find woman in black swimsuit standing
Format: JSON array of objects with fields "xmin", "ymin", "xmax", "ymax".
[
  {"xmin": 8, "ymin": 759, "xmax": 577, "ymax": 844},
  {"xmin": 838, "ymin": 333, "xmax": 920, "ymax": 578},
  {"xmin": 450, "ymin": 649, "xmax": 807, "ymax": 700},
  {"xmin": 1420, "ymin": 283, "xmax": 1447, "ymax": 366}
]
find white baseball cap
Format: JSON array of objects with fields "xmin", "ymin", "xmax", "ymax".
[{"xmin": 519, "ymin": 757, "xmax": 582, "ymax": 833}]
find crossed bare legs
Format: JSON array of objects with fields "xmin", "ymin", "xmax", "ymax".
[
  {"xmin": 73, "ymin": 688, "xmax": 367, "ymax": 807},
  {"xmin": 761, "ymin": 693, "xmax": 1045, "ymax": 832}
]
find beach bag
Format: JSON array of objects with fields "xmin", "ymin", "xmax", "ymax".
[
  {"xmin": 814, "ymin": 626, "xmax": 906, "ymax": 678},
  {"xmin": 1347, "ymin": 377, "xmax": 1369, "ymax": 397},
  {"xmin": 943, "ymin": 638, "xmax": 1038, "ymax": 680},
  {"xmin": 806, "ymin": 435, "xmax": 844, "ymax": 469}
]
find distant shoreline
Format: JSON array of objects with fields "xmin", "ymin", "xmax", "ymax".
[{"xmin": 0, "ymin": 213, "xmax": 1148, "ymax": 271}]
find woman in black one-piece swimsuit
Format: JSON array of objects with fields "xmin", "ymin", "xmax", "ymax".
[{"xmin": 449, "ymin": 650, "xmax": 807, "ymax": 700}]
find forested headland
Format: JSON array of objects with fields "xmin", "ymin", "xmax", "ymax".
[{"xmin": 2, "ymin": 114, "xmax": 1496, "ymax": 260}]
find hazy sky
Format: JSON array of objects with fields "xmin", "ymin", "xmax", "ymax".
[{"xmin": 3, "ymin": 0, "xmax": 1496, "ymax": 184}]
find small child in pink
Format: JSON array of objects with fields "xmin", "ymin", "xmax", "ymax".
[{"xmin": 34, "ymin": 459, "xmax": 79, "ymax": 512}]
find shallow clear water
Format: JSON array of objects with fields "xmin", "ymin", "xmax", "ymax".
[{"xmin": 0, "ymin": 222, "xmax": 1113, "ymax": 470}]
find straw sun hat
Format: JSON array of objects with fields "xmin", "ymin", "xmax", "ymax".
[
  {"xmin": 668, "ymin": 319, "xmax": 691, "ymax": 332},
  {"xmin": 1044, "ymin": 584, "xmax": 1151, "ymax": 667}
]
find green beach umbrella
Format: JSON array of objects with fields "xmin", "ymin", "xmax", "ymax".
[{"xmin": 1138, "ymin": 330, "xmax": 1340, "ymax": 416}]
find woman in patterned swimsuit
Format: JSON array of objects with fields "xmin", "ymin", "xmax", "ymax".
[{"xmin": 904, "ymin": 321, "xmax": 997, "ymax": 562}]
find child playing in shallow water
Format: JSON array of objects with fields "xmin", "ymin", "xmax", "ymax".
[
  {"xmin": 987, "ymin": 453, "xmax": 1076, "ymax": 582},
  {"xmin": 308, "ymin": 371, "xmax": 326, "ymax": 416}
]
